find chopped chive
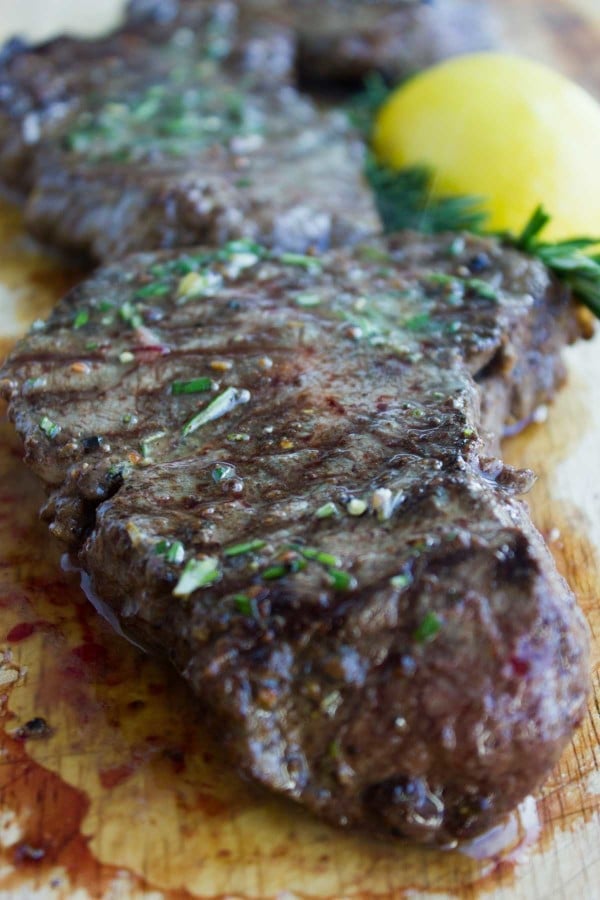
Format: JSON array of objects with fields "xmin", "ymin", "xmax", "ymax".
[
  {"xmin": 279, "ymin": 252, "xmax": 321, "ymax": 272},
  {"xmin": 327, "ymin": 569, "xmax": 357, "ymax": 592},
  {"xmin": 39, "ymin": 416, "xmax": 60, "ymax": 439},
  {"xmin": 171, "ymin": 377, "xmax": 214, "ymax": 395},
  {"xmin": 414, "ymin": 611, "xmax": 442, "ymax": 643},
  {"xmin": 224, "ymin": 539, "xmax": 267, "ymax": 558},
  {"xmin": 135, "ymin": 281, "xmax": 171, "ymax": 299},
  {"xmin": 85, "ymin": 341, "xmax": 99, "ymax": 351},
  {"xmin": 182, "ymin": 386, "xmax": 251, "ymax": 437},
  {"xmin": 234, "ymin": 594, "xmax": 254, "ymax": 616},
  {"xmin": 315, "ymin": 501, "xmax": 339, "ymax": 519},
  {"xmin": 73, "ymin": 309, "xmax": 90, "ymax": 329},
  {"xmin": 262, "ymin": 564, "xmax": 287, "ymax": 580},
  {"xmin": 466, "ymin": 278, "xmax": 498, "ymax": 301},
  {"xmin": 140, "ymin": 431, "xmax": 167, "ymax": 459},
  {"xmin": 173, "ymin": 557, "xmax": 221, "ymax": 597},
  {"xmin": 301, "ymin": 548, "xmax": 340, "ymax": 567}
]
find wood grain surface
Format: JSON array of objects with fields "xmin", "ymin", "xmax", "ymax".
[{"xmin": 0, "ymin": 2, "xmax": 599, "ymax": 898}]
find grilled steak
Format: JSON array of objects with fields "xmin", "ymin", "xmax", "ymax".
[
  {"xmin": 0, "ymin": 232, "xmax": 590, "ymax": 845},
  {"xmin": 127, "ymin": 0, "xmax": 494, "ymax": 87},
  {"xmin": 0, "ymin": 8, "xmax": 376, "ymax": 259}
]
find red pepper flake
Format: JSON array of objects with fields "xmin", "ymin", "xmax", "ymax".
[{"xmin": 510, "ymin": 656, "xmax": 530, "ymax": 677}]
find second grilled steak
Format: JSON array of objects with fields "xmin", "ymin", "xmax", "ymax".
[
  {"xmin": 127, "ymin": 0, "xmax": 494, "ymax": 87},
  {"xmin": 0, "ymin": 232, "xmax": 590, "ymax": 845},
  {"xmin": 0, "ymin": 8, "xmax": 377, "ymax": 260}
]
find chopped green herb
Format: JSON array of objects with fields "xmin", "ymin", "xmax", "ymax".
[
  {"xmin": 414, "ymin": 611, "xmax": 442, "ymax": 643},
  {"xmin": 140, "ymin": 431, "xmax": 167, "ymax": 459},
  {"xmin": 404, "ymin": 313, "xmax": 431, "ymax": 332},
  {"xmin": 73, "ymin": 309, "xmax": 90, "ymax": 329},
  {"xmin": 466, "ymin": 278, "xmax": 498, "ymax": 301},
  {"xmin": 262, "ymin": 564, "xmax": 287, "ymax": 581},
  {"xmin": 85, "ymin": 341, "xmax": 99, "ymax": 351},
  {"xmin": 227, "ymin": 432, "xmax": 251, "ymax": 442},
  {"xmin": 224, "ymin": 539, "xmax": 267, "ymax": 558},
  {"xmin": 315, "ymin": 501, "xmax": 339, "ymax": 519},
  {"xmin": 177, "ymin": 270, "xmax": 222, "ymax": 299},
  {"xmin": 279, "ymin": 252, "xmax": 321, "ymax": 272},
  {"xmin": 182, "ymin": 386, "xmax": 251, "ymax": 437},
  {"xmin": 119, "ymin": 301, "xmax": 143, "ymax": 329},
  {"xmin": 327, "ymin": 569, "xmax": 358, "ymax": 592},
  {"xmin": 390, "ymin": 573, "xmax": 412, "ymax": 590},
  {"xmin": 212, "ymin": 463, "xmax": 236, "ymax": 483},
  {"xmin": 233, "ymin": 594, "xmax": 254, "ymax": 616},
  {"xmin": 173, "ymin": 557, "xmax": 221, "ymax": 597},
  {"xmin": 300, "ymin": 547, "xmax": 340, "ymax": 568},
  {"xmin": 135, "ymin": 281, "xmax": 171, "ymax": 299},
  {"xmin": 155, "ymin": 539, "xmax": 185, "ymax": 565},
  {"xmin": 171, "ymin": 377, "xmax": 214, "ymax": 395},
  {"xmin": 39, "ymin": 416, "xmax": 60, "ymax": 439}
]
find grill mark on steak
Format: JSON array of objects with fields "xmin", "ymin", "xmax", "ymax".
[
  {"xmin": 0, "ymin": 232, "xmax": 590, "ymax": 845},
  {"xmin": 0, "ymin": 5, "xmax": 377, "ymax": 260}
]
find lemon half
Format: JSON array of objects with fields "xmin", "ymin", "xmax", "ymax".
[{"xmin": 373, "ymin": 53, "xmax": 600, "ymax": 240}]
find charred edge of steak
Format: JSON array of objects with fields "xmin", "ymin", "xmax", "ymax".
[{"xmin": 0, "ymin": 233, "xmax": 590, "ymax": 846}]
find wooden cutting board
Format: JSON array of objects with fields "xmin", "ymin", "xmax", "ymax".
[{"xmin": 0, "ymin": 2, "xmax": 598, "ymax": 897}]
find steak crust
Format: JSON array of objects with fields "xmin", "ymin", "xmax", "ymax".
[{"xmin": 0, "ymin": 232, "xmax": 590, "ymax": 845}]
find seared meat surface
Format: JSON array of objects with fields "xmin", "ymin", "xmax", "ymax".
[
  {"xmin": 0, "ymin": 233, "xmax": 589, "ymax": 845},
  {"xmin": 127, "ymin": 0, "xmax": 493, "ymax": 86},
  {"xmin": 0, "ymin": 6, "xmax": 376, "ymax": 259}
]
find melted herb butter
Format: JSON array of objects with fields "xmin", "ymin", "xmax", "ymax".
[{"xmin": 65, "ymin": 78, "xmax": 265, "ymax": 163}]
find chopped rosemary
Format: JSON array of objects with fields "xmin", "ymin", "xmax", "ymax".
[
  {"xmin": 182, "ymin": 386, "xmax": 251, "ymax": 436},
  {"xmin": 414, "ymin": 611, "xmax": 442, "ymax": 643},
  {"xmin": 224, "ymin": 539, "xmax": 267, "ymax": 558},
  {"xmin": 39, "ymin": 416, "xmax": 60, "ymax": 439},
  {"xmin": 173, "ymin": 557, "xmax": 220, "ymax": 597},
  {"xmin": 171, "ymin": 377, "xmax": 214, "ymax": 395},
  {"xmin": 73, "ymin": 309, "xmax": 90, "ymax": 329}
]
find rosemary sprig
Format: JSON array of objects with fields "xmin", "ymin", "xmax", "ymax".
[
  {"xmin": 350, "ymin": 78, "xmax": 600, "ymax": 318},
  {"xmin": 510, "ymin": 206, "xmax": 600, "ymax": 318},
  {"xmin": 365, "ymin": 156, "xmax": 488, "ymax": 236}
]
